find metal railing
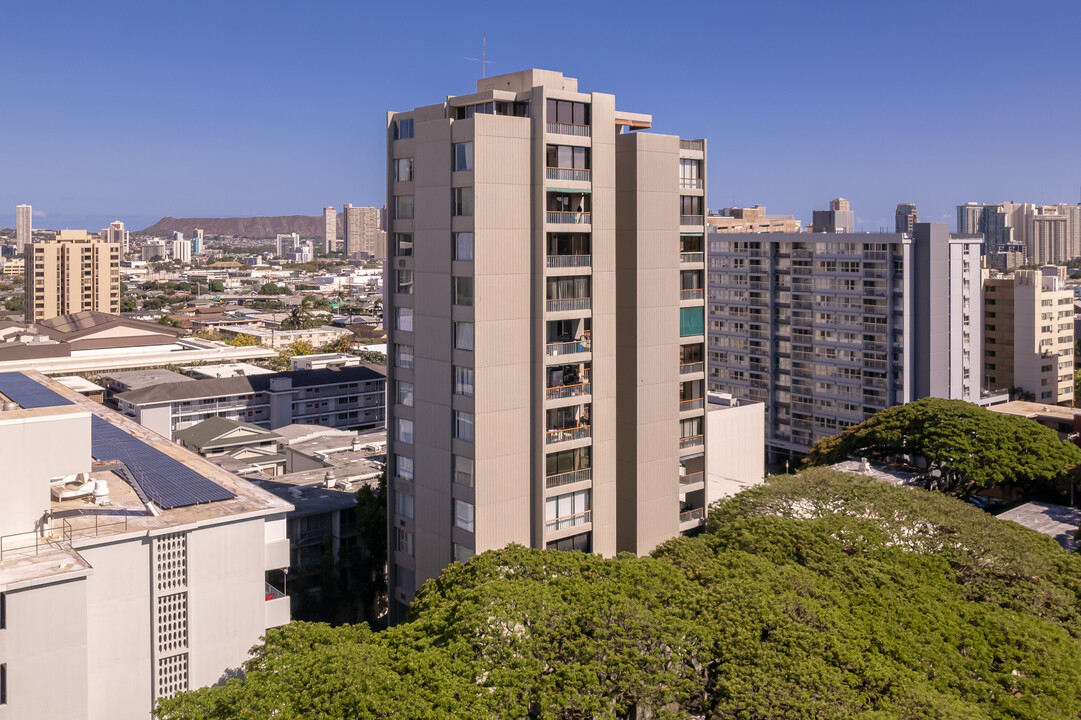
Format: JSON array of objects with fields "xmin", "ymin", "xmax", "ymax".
[
  {"xmin": 265, "ymin": 582, "xmax": 286, "ymax": 601},
  {"xmin": 680, "ymin": 252, "xmax": 704, "ymax": 264},
  {"xmin": 679, "ymin": 434, "xmax": 704, "ymax": 450},
  {"xmin": 547, "ymin": 211, "xmax": 591, "ymax": 224},
  {"xmin": 546, "ymin": 339, "xmax": 591, "ymax": 356},
  {"xmin": 545, "ymin": 468, "xmax": 592, "ymax": 489},
  {"xmin": 680, "ymin": 139, "xmax": 704, "ymax": 151},
  {"xmin": 547, "ymin": 122, "xmax": 591, "ymax": 137},
  {"xmin": 545, "ymin": 510, "xmax": 592, "ymax": 532},
  {"xmin": 681, "ymin": 288, "xmax": 704, "ymax": 300},
  {"xmin": 680, "ymin": 215, "xmax": 704, "ymax": 226},
  {"xmin": 679, "ymin": 508, "xmax": 705, "ymax": 523},
  {"xmin": 680, "ymin": 361, "xmax": 704, "ymax": 374},
  {"xmin": 679, "ymin": 471, "xmax": 704, "ymax": 486},
  {"xmin": 680, "ymin": 398, "xmax": 705, "ymax": 412},
  {"xmin": 546, "ymin": 425, "xmax": 591, "ymax": 444},
  {"xmin": 546, "ymin": 297, "xmax": 591, "ymax": 312},
  {"xmin": 679, "ymin": 178, "xmax": 704, "ymax": 189},
  {"xmin": 546, "ymin": 167, "xmax": 591, "ymax": 182},
  {"xmin": 546, "ymin": 254, "xmax": 591, "ymax": 268},
  {"xmin": 0, "ymin": 518, "xmax": 73, "ymax": 563},
  {"xmin": 546, "ymin": 382, "xmax": 591, "ymax": 400}
]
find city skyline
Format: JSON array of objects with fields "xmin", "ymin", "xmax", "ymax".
[{"xmin": 2, "ymin": 0, "xmax": 1079, "ymax": 231}]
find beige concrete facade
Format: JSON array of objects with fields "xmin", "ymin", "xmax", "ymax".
[
  {"xmin": 385, "ymin": 69, "xmax": 710, "ymax": 620},
  {"xmin": 343, "ymin": 204, "xmax": 385, "ymax": 259},
  {"xmin": 983, "ymin": 270, "xmax": 1074, "ymax": 403},
  {"xmin": 101, "ymin": 220, "xmax": 129, "ymax": 255},
  {"xmin": 707, "ymin": 205, "xmax": 802, "ymax": 234},
  {"xmin": 25, "ymin": 231, "xmax": 120, "ymax": 321},
  {"xmin": 323, "ymin": 206, "xmax": 337, "ymax": 253}
]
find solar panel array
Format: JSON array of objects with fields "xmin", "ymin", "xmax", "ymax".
[
  {"xmin": 90, "ymin": 417, "xmax": 235, "ymax": 509},
  {"xmin": 0, "ymin": 372, "xmax": 234, "ymax": 510}
]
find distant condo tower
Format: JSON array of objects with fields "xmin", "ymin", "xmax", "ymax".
[
  {"xmin": 16, "ymin": 204, "xmax": 31, "ymax": 253},
  {"xmin": 323, "ymin": 206, "xmax": 337, "ymax": 253},
  {"xmin": 192, "ymin": 228, "xmax": 204, "ymax": 254},
  {"xmin": 895, "ymin": 203, "xmax": 918, "ymax": 234},
  {"xmin": 812, "ymin": 198, "xmax": 855, "ymax": 233},
  {"xmin": 343, "ymin": 204, "xmax": 385, "ymax": 259},
  {"xmin": 26, "ymin": 230, "xmax": 121, "ymax": 320},
  {"xmin": 102, "ymin": 220, "xmax": 130, "ymax": 254}
]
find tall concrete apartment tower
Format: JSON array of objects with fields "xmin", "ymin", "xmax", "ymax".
[
  {"xmin": 323, "ymin": 206, "xmax": 337, "ymax": 253},
  {"xmin": 102, "ymin": 220, "xmax": 129, "ymax": 254},
  {"xmin": 343, "ymin": 204, "xmax": 385, "ymax": 259},
  {"xmin": 385, "ymin": 69, "xmax": 708, "ymax": 620},
  {"xmin": 812, "ymin": 198, "xmax": 854, "ymax": 233},
  {"xmin": 16, "ymin": 203, "xmax": 32, "ymax": 253},
  {"xmin": 25, "ymin": 230, "xmax": 121, "ymax": 321},
  {"xmin": 895, "ymin": 203, "xmax": 917, "ymax": 234},
  {"xmin": 191, "ymin": 227, "xmax": 204, "ymax": 254}
]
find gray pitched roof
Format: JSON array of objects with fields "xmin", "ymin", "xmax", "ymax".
[{"xmin": 175, "ymin": 415, "xmax": 280, "ymax": 451}]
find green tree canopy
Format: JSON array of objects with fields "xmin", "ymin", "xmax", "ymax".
[
  {"xmin": 806, "ymin": 397, "xmax": 1081, "ymax": 498},
  {"xmin": 259, "ymin": 282, "xmax": 290, "ymax": 295},
  {"xmin": 225, "ymin": 333, "xmax": 260, "ymax": 347},
  {"xmin": 157, "ymin": 469, "xmax": 1081, "ymax": 720}
]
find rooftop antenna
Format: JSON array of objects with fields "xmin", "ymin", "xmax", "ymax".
[{"xmin": 466, "ymin": 33, "xmax": 493, "ymax": 78}]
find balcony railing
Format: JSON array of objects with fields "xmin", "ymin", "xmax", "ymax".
[
  {"xmin": 545, "ymin": 510, "xmax": 592, "ymax": 532},
  {"xmin": 681, "ymin": 288, "xmax": 704, "ymax": 300},
  {"xmin": 680, "ymin": 252, "xmax": 704, "ymax": 264},
  {"xmin": 546, "ymin": 297, "xmax": 591, "ymax": 312},
  {"xmin": 545, "ymin": 468, "xmax": 592, "ymax": 489},
  {"xmin": 679, "ymin": 471, "xmax": 704, "ymax": 486},
  {"xmin": 680, "ymin": 398, "xmax": 705, "ymax": 412},
  {"xmin": 680, "ymin": 215, "xmax": 704, "ymax": 226},
  {"xmin": 546, "ymin": 382, "xmax": 591, "ymax": 400},
  {"xmin": 547, "ymin": 211, "xmax": 591, "ymax": 224},
  {"xmin": 546, "ymin": 425, "xmax": 591, "ymax": 444},
  {"xmin": 680, "ymin": 139, "xmax": 704, "ymax": 151},
  {"xmin": 680, "ymin": 361, "xmax": 704, "ymax": 375},
  {"xmin": 265, "ymin": 582, "xmax": 286, "ymax": 601},
  {"xmin": 546, "ymin": 339, "xmax": 591, "ymax": 356},
  {"xmin": 679, "ymin": 508, "xmax": 705, "ymax": 523},
  {"xmin": 546, "ymin": 167, "xmax": 592, "ymax": 182},
  {"xmin": 679, "ymin": 178, "xmax": 704, "ymax": 189},
  {"xmin": 546, "ymin": 254, "xmax": 591, "ymax": 268},
  {"xmin": 547, "ymin": 122, "xmax": 591, "ymax": 137},
  {"xmin": 679, "ymin": 434, "xmax": 704, "ymax": 450}
]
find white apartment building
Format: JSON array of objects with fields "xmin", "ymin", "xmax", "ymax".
[
  {"xmin": 0, "ymin": 371, "xmax": 292, "ymax": 720},
  {"xmin": 15, "ymin": 205, "xmax": 31, "ymax": 253}
]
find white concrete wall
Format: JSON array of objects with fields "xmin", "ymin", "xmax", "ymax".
[{"xmin": 706, "ymin": 401, "xmax": 765, "ymax": 501}]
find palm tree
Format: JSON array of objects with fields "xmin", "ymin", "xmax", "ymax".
[{"xmin": 281, "ymin": 296, "xmax": 315, "ymax": 330}]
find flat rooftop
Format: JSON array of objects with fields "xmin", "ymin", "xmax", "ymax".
[
  {"xmin": 998, "ymin": 502, "xmax": 1081, "ymax": 552},
  {"xmin": 183, "ymin": 363, "xmax": 274, "ymax": 379},
  {"xmin": 988, "ymin": 401, "xmax": 1077, "ymax": 423},
  {"xmin": 99, "ymin": 368, "xmax": 195, "ymax": 389}
]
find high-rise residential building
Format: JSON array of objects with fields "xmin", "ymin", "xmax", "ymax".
[
  {"xmin": 25, "ymin": 230, "xmax": 121, "ymax": 321},
  {"xmin": 957, "ymin": 201, "xmax": 1081, "ymax": 266},
  {"xmin": 172, "ymin": 237, "xmax": 192, "ymax": 264},
  {"xmin": 707, "ymin": 205, "xmax": 803, "ymax": 234},
  {"xmin": 276, "ymin": 232, "xmax": 299, "ymax": 257},
  {"xmin": 16, "ymin": 203, "xmax": 32, "ymax": 253},
  {"xmin": 384, "ymin": 69, "xmax": 717, "ymax": 621},
  {"xmin": 811, "ymin": 198, "xmax": 855, "ymax": 233},
  {"xmin": 323, "ymin": 206, "xmax": 337, "ymax": 253},
  {"xmin": 707, "ymin": 222, "xmax": 982, "ymax": 461},
  {"xmin": 101, "ymin": 220, "xmax": 129, "ymax": 254},
  {"xmin": 983, "ymin": 270, "xmax": 1074, "ymax": 404},
  {"xmin": 191, "ymin": 228, "xmax": 204, "ymax": 254},
  {"xmin": 343, "ymin": 204, "xmax": 386, "ymax": 259},
  {"xmin": 895, "ymin": 203, "xmax": 917, "ymax": 234}
]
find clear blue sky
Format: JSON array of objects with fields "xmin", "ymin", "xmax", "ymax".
[{"xmin": 3, "ymin": 0, "xmax": 1079, "ymax": 232}]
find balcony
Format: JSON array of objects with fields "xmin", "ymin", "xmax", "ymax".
[
  {"xmin": 546, "ymin": 297, "xmax": 591, "ymax": 313},
  {"xmin": 546, "ymin": 382, "xmax": 591, "ymax": 401},
  {"xmin": 679, "ymin": 178, "xmax": 704, "ymax": 189},
  {"xmin": 547, "ymin": 211, "xmax": 591, "ymax": 224},
  {"xmin": 546, "ymin": 167, "xmax": 591, "ymax": 182},
  {"xmin": 680, "ymin": 252, "xmax": 704, "ymax": 264},
  {"xmin": 680, "ymin": 398, "xmax": 705, "ymax": 412},
  {"xmin": 546, "ymin": 254, "xmax": 591, "ymax": 269},
  {"xmin": 547, "ymin": 122, "xmax": 591, "ymax": 137},
  {"xmin": 680, "ymin": 361, "xmax": 704, "ymax": 375},
  {"xmin": 681, "ymin": 288, "xmax": 704, "ymax": 301},
  {"xmin": 264, "ymin": 582, "xmax": 290, "ymax": 629},
  {"xmin": 679, "ymin": 508, "xmax": 705, "ymax": 523},
  {"xmin": 546, "ymin": 510, "xmax": 592, "ymax": 533},
  {"xmin": 546, "ymin": 339, "xmax": 591, "ymax": 357},
  {"xmin": 546, "ymin": 468, "xmax": 592, "ymax": 489},
  {"xmin": 679, "ymin": 139, "xmax": 704, "ymax": 151},
  {"xmin": 680, "ymin": 215, "xmax": 704, "ymax": 226},
  {"xmin": 679, "ymin": 471, "xmax": 704, "ymax": 487},
  {"xmin": 679, "ymin": 434, "xmax": 704, "ymax": 450},
  {"xmin": 546, "ymin": 425, "xmax": 591, "ymax": 445}
]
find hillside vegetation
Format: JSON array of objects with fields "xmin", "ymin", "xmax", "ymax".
[{"xmin": 156, "ymin": 469, "xmax": 1081, "ymax": 719}]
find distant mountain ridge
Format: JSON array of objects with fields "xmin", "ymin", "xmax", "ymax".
[{"xmin": 139, "ymin": 215, "xmax": 344, "ymax": 239}]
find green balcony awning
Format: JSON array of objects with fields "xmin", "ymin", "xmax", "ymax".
[{"xmin": 547, "ymin": 187, "xmax": 592, "ymax": 194}]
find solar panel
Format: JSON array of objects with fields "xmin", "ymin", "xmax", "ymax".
[
  {"xmin": 0, "ymin": 372, "xmax": 73, "ymax": 408},
  {"xmin": 91, "ymin": 416, "xmax": 235, "ymax": 509}
]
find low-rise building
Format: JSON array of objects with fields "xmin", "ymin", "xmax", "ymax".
[
  {"xmin": 215, "ymin": 323, "xmax": 352, "ymax": 350},
  {"xmin": 176, "ymin": 416, "xmax": 286, "ymax": 476},
  {"xmin": 291, "ymin": 352, "xmax": 362, "ymax": 371}
]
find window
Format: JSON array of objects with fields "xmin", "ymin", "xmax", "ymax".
[
  {"xmin": 395, "ymin": 527, "xmax": 414, "ymax": 556},
  {"xmin": 545, "ymin": 145, "xmax": 590, "ymax": 169},
  {"xmin": 454, "ymin": 233, "xmax": 474, "ymax": 261},
  {"xmin": 394, "ymin": 195, "xmax": 414, "ymax": 219},
  {"xmin": 680, "ymin": 195, "xmax": 703, "ymax": 217},
  {"xmin": 453, "ymin": 455, "xmax": 474, "ymax": 487},
  {"xmin": 453, "ymin": 543, "xmax": 474, "ymax": 563},
  {"xmin": 546, "ymin": 99, "xmax": 590, "ymax": 126},
  {"xmin": 395, "ymin": 491, "xmax": 414, "ymax": 519},
  {"xmin": 453, "ymin": 277, "xmax": 474, "ymax": 306},
  {"xmin": 396, "ymin": 344, "xmax": 414, "ymax": 370},
  {"xmin": 393, "ymin": 157, "xmax": 414, "ymax": 182},
  {"xmin": 394, "ymin": 118, "xmax": 414, "ymax": 139},
  {"xmin": 395, "ymin": 564, "xmax": 415, "ymax": 592},
  {"xmin": 454, "ymin": 321, "xmax": 474, "ymax": 350},
  {"xmin": 396, "ymin": 269, "xmax": 414, "ymax": 294},
  {"xmin": 396, "ymin": 418, "xmax": 414, "ymax": 444},
  {"xmin": 546, "ymin": 447, "xmax": 591, "ymax": 477},
  {"xmin": 545, "ymin": 489, "xmax": 590, "ymax": 524},
  {"xmin": 454, "ymin": 143, "xmax": 474, "ymax": 171},
  {"xmin": 397, "ymin": 381, "xmax": 414, "ymax": 407},
  {"xmin": 454, "ymin": 366, "xmax": 474, "ymax": 397},
  {"xmin": 454, "ymin": 499, "xmax": 475, "ymax": 532},
  {"xmin": 395, "ymin": 233, "xmax": 413, "ymax": 256},
  {"xmin": 452, "ymin": 187, "xmax": 474, "ymax": 216},
  {"xmin": 396, "ymin": 307, "xmax": 414, "ymax": 332},
  {"xmin": 396, "ymin": 454, "xmax": 414, "ymax": 479},
  {"xmin": 453, "ymin": 410, "xmax": 474, "ymax": 442},
  {"xmin": 680, "ymin": 307, "xmax": 705, "ymax": 336}
]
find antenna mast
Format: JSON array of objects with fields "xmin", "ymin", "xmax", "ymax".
[{"xmin": 465, "ymin": 33, "xmax": 493, "ymax": 78}]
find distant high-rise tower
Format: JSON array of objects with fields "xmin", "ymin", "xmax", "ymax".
[
  {"xmin": 25, "ymin": 230, "xmax": 121, "ymax": 320},
  {"xmin": 192, "ymin": 228, "xmax": 204, "ymax": 254},
  {"xmin": 172, "ymin": 237, "xmax": 192, "ymax": 264},
  {"xmin": 812, "ymin": 198, "xmax": 854, "ymax": 233},
  {"xmin": 323, "ymin": 206, "xmax": 337, "ymax": 253},
  {"xmin": 343, "ymin": 204, "xmax": 385, "ymax": 259},
  {"xmin": 895, "ymin": 203, "xmax": 918, "ymax": 234},
  {"xmin": 16, "ymin": 204, "xmax": 31, "ymax": 253},
  {"xmin": 102, "ymin": 220, "xmax": 130, "ymax": 254}
]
